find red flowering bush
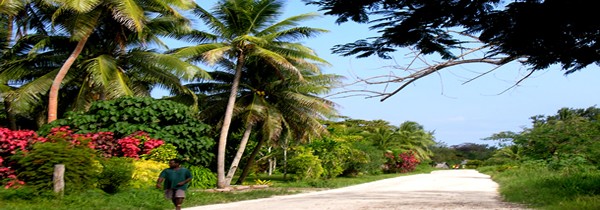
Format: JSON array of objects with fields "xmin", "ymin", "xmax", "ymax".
[
  {"xmin": 1, "ymin": 126, "xmax": 165, "ymax": 189},
  {"xmin": 118, "ymin": 136, "xmax": 142, "ymax": 158},
  {"xmin": 85, "ymin": 132, "xmax": 119, "ymax": 158},
  {"xmin": 46, "ymin": 127, "xmax": 164, "ymax": 159},
  {"xmin": 1, "ymin": 127, "xmax": 46, "ymax": 187},
  {"xmin": 383, "ymin": 151, "xmax": 420, "ymax": 173},
  {"xmin": 397, "ymin": 151, "xmax": 420, "ymax": 173},
  {"xmin": 117, "ymin": 131, "xmax": 163, "ymax": 159}
]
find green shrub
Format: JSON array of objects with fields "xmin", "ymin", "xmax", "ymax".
[
  {"xmin": 344, "ymin": 141, "xmax": 383, "ymax": 176},
  {"xmin": 307, "ymin": 138, "xmax": 349, "ymax": 179},
  {"xmin": 130, "ymin": 160, "xmax": 168, "ymax": 189},
  {"xmin": 16, "ymin": 140, "xmax": 100, "ymax": 192},
  {"xmin": 287, "ymin": 147, "xmax": 323, "ymax": 181},
  {"xmin": 97, "ymin": 158, "xmax": 135, "ymax": 194},
  {"xmin": 40, "ymin": 97, "xmax": 215, "ymax": 165},
  {"xmin": 186, "ymin": 165, "xmax": 216, "ymax": 189},
  {"xmin": 142, "ymin": 143, "xmax": 178, "ymax": 163},
  {"xmin": 465, "ymin": 160, "xmax": 483, "ymax": 169}
]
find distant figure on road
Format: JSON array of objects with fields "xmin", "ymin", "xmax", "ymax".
[{"xmin": 156, "ymin": 159, "xmax": 192, "ymax": 210}]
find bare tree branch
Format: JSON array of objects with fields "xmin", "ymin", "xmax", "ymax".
[{"xmin": 327, "ymin": 37, "xmax": 532, "ymax": 101}]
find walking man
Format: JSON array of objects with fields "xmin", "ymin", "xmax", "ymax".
[{"xmin": 157, "ymin": 159, "xmax": 193, "ymax": 210}]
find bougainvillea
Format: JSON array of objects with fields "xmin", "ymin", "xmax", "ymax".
[
  {"xmin": 45, "ymin": 127, "xmax": 164, "ymax": 159},
  {"xmin": 1, "ymin": 126, "xmax": 165, "ymax": 189},
  {"xmin": 117, "ymin": 131, "xmax": 164, "ymax": 159},
  {"xmin": 383, "ymin": 151, "xmax": 420, "ymax": 173},
  {"xmin": 397, "ymin": 151, "xmax": 420, "ymax": 173},
  {"xmin": 0, "ymin": 127, "xmax": 46, "ymax": 187}
]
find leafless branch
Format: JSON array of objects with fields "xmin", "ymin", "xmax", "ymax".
[
  {"xmin": 328, "ymin": 38, "xmax": 532, "ymax": 101},
  {"xmin": 497, "ymin": 69, "xmax": 536, "ymax": 94}
]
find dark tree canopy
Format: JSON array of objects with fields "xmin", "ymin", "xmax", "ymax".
[{"xmin": 306, "ymin": 0, "xmax": 600, "ymax": 73}]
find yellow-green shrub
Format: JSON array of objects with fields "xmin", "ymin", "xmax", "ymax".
[{"xmin": 130, "ymin": 160, "xmax": 168, "ymax": 188}]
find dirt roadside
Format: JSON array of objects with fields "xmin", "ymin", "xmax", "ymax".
[{"xmin": 183, "ymin": 170, "xmax": 528, "ymax": 210}]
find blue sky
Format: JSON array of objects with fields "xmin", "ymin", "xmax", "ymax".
[{"xmin": 156, "ymin": 1, "xmax": 600, "ymax": 146}]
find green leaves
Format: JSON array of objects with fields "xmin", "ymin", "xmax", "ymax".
[{"xmin": 42, "ymin": 97, "xmax": 216, "ymax": 166}]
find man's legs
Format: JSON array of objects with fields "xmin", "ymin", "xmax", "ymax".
[
  {"xmin": 172, "ymin": 197, "xmax": 184, "ymax": 210},
  {"xmin": 171, "ymin": 189, "xmax": 186, "ymax": 210}
]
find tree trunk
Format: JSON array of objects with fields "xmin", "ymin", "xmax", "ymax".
[
  {"xmin": 283, "ymin": 146, "xmax": 288, "ymax": 180},
  {"xmin": 47, "ymin": 35, "xmax": 90, "ymax": 123},
  {"xmin": 273, "ymin": 158, "xmax": 277, "ymax": 175},
  {"xmin": 235, "ymin": 136, "xmax": 266, "ymax": 185},
  {"xmin": 4, "ymin": 99, "xmax": 16, "ymax": 130},
  {"xmin": 224, "ymin": 123, "xmax": 253, "ymax": 185},
  {"xmin": 268, "ymin": 147, "xmax": 273, "ymax": 176},
  {"xmin": 217, "ymin": 52, "xmax": 245, "ymax": 188}
]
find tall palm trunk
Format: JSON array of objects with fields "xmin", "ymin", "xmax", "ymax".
[
  {"xmin": 4, "ymin": 99, "xmax": 16, "ymax": 130},
  {"xmin": 217, "ymin": 52, "xmax": 245, "ymax": 188},
  {"xmin": 235, "ymin": 135, "xmax": 266, "ymax": 185},
  {"xmin": 47, "ymin": 34, "xmax": 90, "ymax": 123},
  {"xmin": 224, "ymin": 122, "xmax": 253, "ymax": 185}
]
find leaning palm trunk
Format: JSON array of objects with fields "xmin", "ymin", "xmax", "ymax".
[
  {"xmin": 47, "ymin": 35, "xmax": 90, "ymax": 122},
  {"xmin": 224, "ymin": 123, "xmax": 253, "ymax": 185},
  {"xmin": 217, "ymin": 53, "xmax": 246, "ymax": 188},
  {"xmin": 235, "ymin": 136, "xmax": 266, "ymax": 185}
]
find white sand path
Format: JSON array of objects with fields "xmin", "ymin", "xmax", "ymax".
[{"xmin": 184, "ymin": 169, "xmax": 527, "ymax": 210}]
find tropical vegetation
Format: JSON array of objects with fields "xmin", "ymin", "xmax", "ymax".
[
  {"xmin": 1, "ymin": 1, "xmax": 441, "ymax": 206},
  {"xmin": 4, "ymin": 0, "xmax": 594, "ymax": 209}
]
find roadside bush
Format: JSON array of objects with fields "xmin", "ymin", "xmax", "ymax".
[
  {"xmin": 383, "ymin": 150, "xmax": 420, "ymax": 173},
  {"xmin": 16, "ymin": 139, "xmax": 100, "ymax": 192},
  {"xmin": 343, "ymin": 141, "xmax": 382, "ymax": 176},
  {"xmin": 130, "ymin": 159, "xmax": 168, "ymax": 189},
  {"xmin": 308, "ymin": 138, "xmax": 350, "ymax": 179},
  {"xmin": 41, "ymin": 97, "xmax": 215, "ymax": 165},
  {"xmin": 186, "ymin": 165, "xmax": 216, "ymax": 189},
  {"xmin": 465, "ymin": 160, "xmax": 483, "ymax": 169},
  {"xmin": 97, "ymin": 158, "xmax": 134, "ymax": 194},
  {"xmin": 287, "ymin": 147, "xmax": 323, "ymax": 181},
  {"xmin": 0, "ymin": 128, "xmax": 46, "ymax": 188},
  {"xmin": 142, "ymin": 143, "xmax": 178, "ymax": 163},
  {"xmin": 117, "ymin": 131, "xmax": 163, "ymax": 158}
]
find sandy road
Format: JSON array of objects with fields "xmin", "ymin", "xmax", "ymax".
[{"xmin": 184, "ymin": 170, "xmax": 526, "ymax": 210}]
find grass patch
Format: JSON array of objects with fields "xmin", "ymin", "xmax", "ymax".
[
  {"xmin": 480, "ymin": 164, "xmax": 600, "ymax": 210},
  {"xmin": 0, "ymin": 165, "xmax": 436, "ymax": 209}
]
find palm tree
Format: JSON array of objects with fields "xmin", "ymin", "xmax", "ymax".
[
  {"xmin": 236, "ymin": 67, "xmax": 340, "ymax": 184},
  {"xmin": 173, "ymin": 0, "xmax": 328, "ymax": 188},
  {"xmin": 395, "ymin": 121, "xmax": 435, "ymax": 160},
  {"xmin": 186, "ymin": 56, "xmax": 338, "ymax": 185},
  {"xmin": 1, "ymin": 2, "xmax": 207, "ymax": 128},
  {"xmin": 44, "ymin": 0, "xmax": 197, "ymax": 122}
]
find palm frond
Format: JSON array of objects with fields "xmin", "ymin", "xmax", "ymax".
[
  {"xmin": 0, "ymin": 0, "xmax": 24, "ymax": 16},
  {"xmin": 63, "ymin": 0, "xmax": 102, "ymax": 12},
  {"xmin": 109, "ymin": 0, "xmax": 146, "ymax": 32},
  {"xmin": 252, "ymin": 47, "xmax": 301, "ymax": 79},
  {"xmin": 257, "ymin": 12, "xmax": 321, "ymax": 36},
  {"xmin": 130, "ymin": 51, "xmax": 211, "ymax": 80}
]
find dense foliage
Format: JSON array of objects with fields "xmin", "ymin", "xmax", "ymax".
[
  {"xmin": 486, "ymin": 106, "xmax": 600, "ymax": 168},
  {"xmin": 383, "ymin": 151, "xmax": 420, "ymax": 173},
  {"xmin": 287, "ymin": 146, "xmax": 324, "ymax": 181},
  {"xmin": 130, "ymin": 160, "xmax": 168, "ymax": 189},
  {"xmin": 186, "ymin": 165, "xmax": 217, "ymax": 189},
  {"xmin": 473, "ymin": 106, "xmax": 600, "ymax": 209},
  {"xmin": 42, "ymin": 97, "xmax": 215, "ymax": 165},
  {"xmin": 16, "ymin": 133, "xmax": 100, "ymax": 192},
  {"xmin": 306, "ymin": 0, "xmax": 600, "ymax": 72},
  {"xmin": 97, "ymin": 158, "xmax": 135, "ymax": 194}
]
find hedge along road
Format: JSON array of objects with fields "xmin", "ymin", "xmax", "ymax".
[{"xmin": 184, "ymin": 170, "xmax": 527, "ymax": 210}]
